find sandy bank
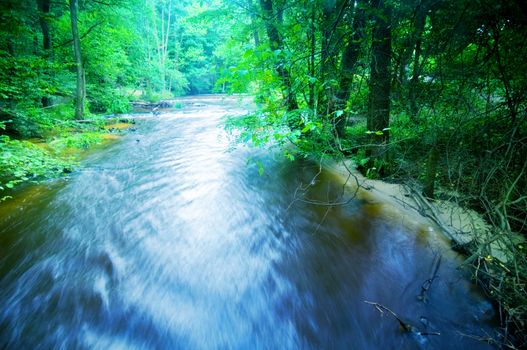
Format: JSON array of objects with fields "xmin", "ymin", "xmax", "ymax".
[{"xmin": 323, "ymin": 159, "xmax": 523, "ymax": 263}]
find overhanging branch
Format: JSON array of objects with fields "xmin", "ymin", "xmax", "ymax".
[{"xmin": 53, "ymin": 21, "xmax": 104, "ymax": 48}]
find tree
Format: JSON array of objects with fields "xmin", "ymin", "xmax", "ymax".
[
  {"xmin": 69, "ymin": 0, "xmax": 85, "ymax": 120},
  {"xmin": 407, "ymin": 0, "xmax": 429, "ymax": 122},
  {"xmin": 36, "ymin": 0, "xmax": 52, "ymax": 107},
  {"xmin": 333, "ymin": 1, "xmax": 366, "ymax": 139},
  {"xmin": 36, "ymin": 0, "xmax": 51, "ymax": 51},
  {"xmin": 366, "ymin": 0, "xmax": 392, "ymax": 169},
  {"xmin": 259, "ymin": 0, "xmax": 298, "ymax": 111}
]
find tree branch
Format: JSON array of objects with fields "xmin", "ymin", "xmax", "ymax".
[{"xmin": 53, "ymin": 21, "xmax": 104, "ymax": 48}]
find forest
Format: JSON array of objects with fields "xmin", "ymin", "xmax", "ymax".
[{"xmin": 0, "ymin": 0, "xmax": 526, "ymax": 347}]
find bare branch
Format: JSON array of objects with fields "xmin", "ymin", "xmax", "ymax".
[{"xmin": 53, "ymin": 21, "xmax": 104, "ymax": 48}]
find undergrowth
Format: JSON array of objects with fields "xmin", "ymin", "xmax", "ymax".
[
  {"xmin": 0, "ymin": 136, "xmax": 73, "ymax": 200},
  {"xmin": 0, "ymin": 111, "xmax": 127, "ymax": 200}
]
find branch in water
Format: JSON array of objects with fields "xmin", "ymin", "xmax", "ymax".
[
  {"xmin": 364, "ymin": 301, "xmax": 441, "ymax": 336},
  {"xmin": 417, "ymin": 253, "xmax": 442, "ymax": 303}
]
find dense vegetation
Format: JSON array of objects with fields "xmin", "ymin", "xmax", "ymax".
[
  {"xmin": 0, "ymin": 0, "xmax": 234, "ymax": 196},
  {"xmin": 1, "ymin": 0, "xmax": 526, "ymax": 346},
  {"xmin": 222, "ymin": 0, "xmax": 527, "ymax": 345}
]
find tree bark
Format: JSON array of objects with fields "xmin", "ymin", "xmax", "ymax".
[
  {"xmin": 37, "ymin": 0, "xmax": 51, "ymax": 50},
  {"xmin": 319, "ymin": 0, "xmax": 346, "ymax": 116},
  {"xmin": 367, "ymin": 0, "xmax": 391, "ymax": 169},
  {"xmin": 37, "ymin": 0, "xmax": 52, "ymax": 107},
  {"xmin": 423, "ymin": 146, "xmax": 439, "ymax": 198},
  {"xmin": 408, "ymin": 0, "xmax": 427, "ymax": 122},
  {"xmin": 333, "ymin": 2, "xmax": 365, "ymax": 138},
  {"xmin": 70, "ymin": 0, "xmax": 85, "ymax": 120}
]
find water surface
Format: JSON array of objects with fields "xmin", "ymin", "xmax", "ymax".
[{"xmin": 0, "ymin": 96, "xmax": 496, "ymax": 349}]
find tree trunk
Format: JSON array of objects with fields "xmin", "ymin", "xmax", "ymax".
[
  {"xmin": 37, "ymin": 0, "xmax": 51, "ymax": 50},
  {"xmin": 247, "ymin": 0, "xmax": 260, "ymax": 47},
  {"xmin": 366, "ymin": 0, "xmax": 391, "ymax": 170},
  {"xmin": 37, "ymin": 0, "xmax": 52, "ymax": 107},
  {"xmin": 308, "ymin": 5, "xmax": 316, "ymax": 110},
  {"xmin": 318, "ymin": 0, "xmax": 341, "ymax": 117},
  {"xmin": 408, "ymin": 1, "xmax": 427, "ymax": 122},
  {"xmin": 320, "ymin": 0, "xmax": 337, "ymax": 83},
  {"xmin": 333, "ymin": 2, "xmax": 365, "ymax": 139},
  {"xmin": 259, "ymin": 0, "xmax": 298, "ymax": 111},
  {"xmin": 70, "ymin": 0, "xmax": 85, "ymax": 120},
  {"xmin": 423, "ymin": 146, "xmax": 439, "ymax": 198},
  {"xmin": 149, "ymin": 0, "xmax": 162, "ymax": 87}
]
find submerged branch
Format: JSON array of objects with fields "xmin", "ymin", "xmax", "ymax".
[
  {"xmin": 417, "ymin": 254, "xmax": 442, "ymax": 303},
  {"xmin": 364, "ymin": 300, "xmax": 441, "ymax": 336}
]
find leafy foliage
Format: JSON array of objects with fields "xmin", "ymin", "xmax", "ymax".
[
  {"xmin": 221, "ymin": 1, "xmax": 527, "ymax": 345},
  {"xmin": 0, "ymin": 0, "xmax": 245, "ymax": 195},
  {"xmin": 0, "ymin": 135, "xmax": 73, "ymax": 199}
]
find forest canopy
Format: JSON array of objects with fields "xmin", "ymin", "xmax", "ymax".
[{"xmin": 0, "ymin": 0, "xmax": 233, "ymax": 122}]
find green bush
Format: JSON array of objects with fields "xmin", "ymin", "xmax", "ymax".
[{"xmin": 88, "ymin": 86, "xmax": 131, "ymax": 114}]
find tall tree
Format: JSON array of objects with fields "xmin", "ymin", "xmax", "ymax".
[
  {"xmin": 247, "ymin": 0, "xmax": 261, "ymax": 47},
  {"xmin": 333, "ymin": 1, "xmax": 365, "ymax": 139},
  {"xmin": 367, "ymin": 0, "xmax": 392, "ymax": 164},
  {"xmin": 69, "ymin": 0, "xmax": 85, "ymax": 119},
  {"xmin": 36, "ymin": 0, "xmax": 51, "ymax": 51},
  {"xmin": 407, "ymin": 0, "xmax": 428, "ymax": 121},
  {"xmin": 259, "ymin": 0, "xmax": 298, "ymax": 111},
  {"xmin": 36, "ymin": 0, "xmax": 52, "ymax": 107}
]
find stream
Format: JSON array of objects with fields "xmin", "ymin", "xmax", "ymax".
[{"xmin": 0, "ymin": 96, "xmax": 497, "ymax": 349}]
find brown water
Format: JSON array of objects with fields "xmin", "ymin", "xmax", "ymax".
[{"xmin": 0, "ymin": 96, "xmax": 497, "ymax": 349}]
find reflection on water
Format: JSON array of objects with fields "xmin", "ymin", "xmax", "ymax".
[{"xmin": 0, "ymin": 97, "xmax": 496, "ymax": 349}]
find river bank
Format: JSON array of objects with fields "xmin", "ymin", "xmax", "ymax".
[
  {"xmin": 324, "ymin": 159, "xmax": 526, "ymax": 347},
  {"xmin": 0, "ymin": 116, "xmax": 135, "ymax": 201}
]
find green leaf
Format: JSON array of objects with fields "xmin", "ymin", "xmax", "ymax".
[
  {"xmin": 359, "ymin": 157, "xmax": 370, "ymax": 166},
  {"xmin": 301, "ymin": 122, "xmax": 313, "ymax": 133}
]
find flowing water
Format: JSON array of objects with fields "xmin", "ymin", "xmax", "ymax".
[{"xmin": 0, "ymin": 96, "xmax": 497, "ymax": 349}]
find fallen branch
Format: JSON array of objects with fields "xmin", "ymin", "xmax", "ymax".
[
  {"xmin": 364, "ymin": 300, "xmax": 441, "ymax": 336},
  {"xmin": 457, "ymin": 331, "xmax": 518, "ymax": 349},
  {"xmin": 417, "ymin": 254, "xmax": 442, "ymax": 303},
  {"xmin": 404, "ymin": 183, "xmax": 457, "ymax": 241}
]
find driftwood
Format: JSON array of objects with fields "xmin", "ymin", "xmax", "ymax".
[
  {"xmin": 131, "ymin": 100, "xmax": 174, "ymax": 110},
  {"xmin": 73, "ymin": 119, "xmax": 97, "ymax": 123}
]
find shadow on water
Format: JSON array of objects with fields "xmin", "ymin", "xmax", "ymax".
[{"xmin": 0, "ymin": 96, "xmax": 497, "ymax": 349}]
